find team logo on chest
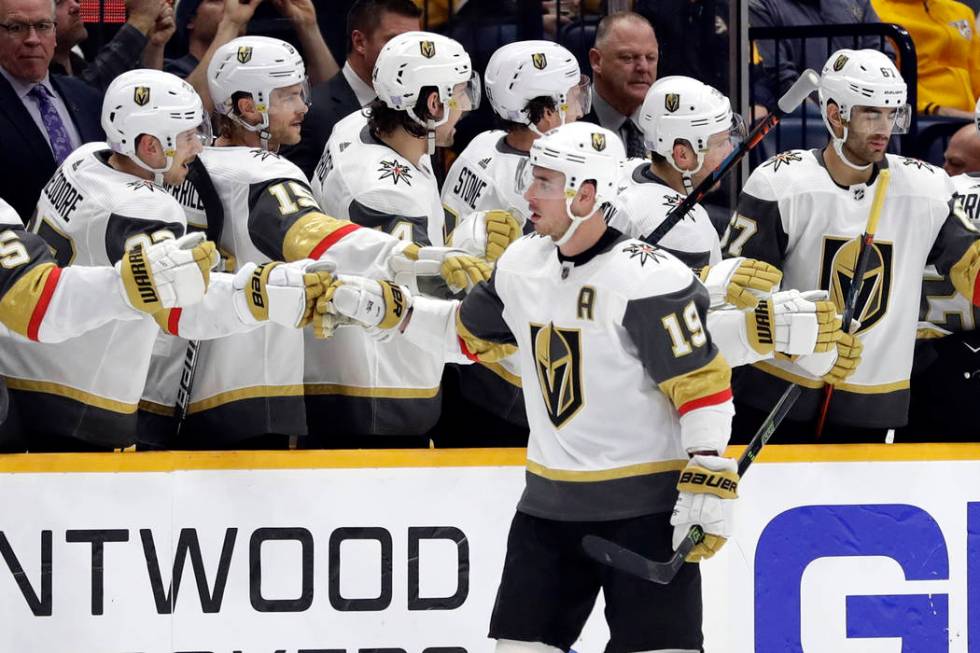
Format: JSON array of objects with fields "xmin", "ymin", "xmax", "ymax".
[
  {"xmin": 530, "ymin": 322, "xmax": 584, "ymax": 428},
  {"xmin": 819, "ymin": 236, "xmax": 893, "ymax": 334}
]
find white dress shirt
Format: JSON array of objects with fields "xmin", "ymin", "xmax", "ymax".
[{"xmin": 342, "ymin": 61, "xmax": 376, "ymax": 108}]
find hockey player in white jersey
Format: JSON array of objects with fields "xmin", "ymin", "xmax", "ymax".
[
  {"xmin": 306, "ymin": 31, "xmax": 488, "ymax": 442},
  {"xmin": 0, "ymin": 69, "xmax": 330, "ymax": 451},
  {"xmin": 322, "ymin": 122, "xmax": 736, "ymax": 652},
  {"xmin": 723, "ymin": 48, "xmax": 980, "ymax": 442},
  {"xmin": 607, "ymin": 75, "xmax": 742, "ymax": 268},
  {"xmin": 150, "ymin": 35, "xmax": 488, "ymax": 447}
]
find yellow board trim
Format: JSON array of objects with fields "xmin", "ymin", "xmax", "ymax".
[
  {"xmin": 189, "ymin": 384, "xmax": 305, "ymax": 413},
  {"xmin": 754, "ymin": 361, "xmax": 910, "ymax": 394},
  {"xmin": 303, "ymin": 383, "xmax": 440, "ymax": 399},
  {"xmin": 4, "ymin": 376, "xmax": 138, "ymax": 414},
  {"xmin": 2, "ymin": 444, "xmax": 980, "ymax": 474},
  {"xmin": 526, "ymin": 458, "xmax": 687, "ymax": 482}
]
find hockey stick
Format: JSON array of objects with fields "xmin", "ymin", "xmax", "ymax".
[
  {"xmin": 814, "ymin": 167, "xmax": 892, "ymax": 437},
  {"xmin": 581, "ymin": 384, "xmax": 801, "ymax": 584},
  {"xmin": 646, "ymin": 69, "xmax": 822, "ymax": 247}
]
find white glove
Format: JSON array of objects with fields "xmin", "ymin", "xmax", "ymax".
[
  {"xmin": 773, "ymin": 289, "xmax": 842, "ymax": 355},
  {"xmin": 703, "ymin": 257, "xmax": 782, "ymax": 309},
  {"xmin": 387, "ymin": 243, "xmax": 491, "ymax": 295},
  {"xmin": 326, "ymin": 276, "xmax": 414, "ymax": 342},
  {"xmin": 450, "ymin": 210, "xmax": 523, "ymax": 262},
  {"xmin": 670, "ymin": 454, "xmax": 738, "ymax": 562},
  {"xmin": 117, "ymin": 232, "xmax": 218, "ymax": 313},
  {"xmin": 232, "ymin": 259, "xmax": 336, "ymax": 328}
]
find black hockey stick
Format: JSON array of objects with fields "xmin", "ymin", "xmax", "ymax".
[
  {"xmin": 646, "ymin": 69, "xmax": 822, "ymax": 247},
  {"xmin": 581, "ymin": 384, "xmax": 802, "ymax": 584}
]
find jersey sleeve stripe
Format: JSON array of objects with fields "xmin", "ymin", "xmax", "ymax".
[
  {"xmin": 678, "ymin": 387, "xmax": 734, "ymax": 416},
  {"xmin": 309, "ymin": 222, "xmax": 360, "ymax": 260},
  {"xmin": 153, "ymin": 308, "xmax": 182, "ymax": 336},
  {"xmin": 168, "ymin": 308, "xmax": 182, "ymax": 336},
  {"xmin": 26, "ymin": 265, "xmax": 61, "ymax": 341},
  {"xmin": 948, "ymin": 240, "xmax": 980, "ymax": 306}
]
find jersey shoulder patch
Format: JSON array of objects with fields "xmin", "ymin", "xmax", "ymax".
[
  {"xmin": 200, "ymin": 146, "xmax": 306, "ymax": 185},
  {"xmin": 610, "ymin": 239, "xmax": 698, "ymax": 299}
]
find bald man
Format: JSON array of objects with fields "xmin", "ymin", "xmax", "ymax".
[
  {"xmin": 585, "ymin": 11, "xmax": 658, "ymax": 157},
  {"xmin": 944, "ymin": 122, "xmax": 980, "ymax": 177}
]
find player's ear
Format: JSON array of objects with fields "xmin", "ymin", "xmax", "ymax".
[
  {"xmin": 672, "ymin": 140, "xmax": 697, "ymax": 169},
  {"xmin": 425, "ymin": 89, "xmax": 443, "ymax": 120},
  {"xmin": 135, "ymin": 134, "xmax": 164, "ymax": 167},
  {"xmin": 234, "ymin": 94, "xmax": 258, "ymax": 119},
  {"xmin": 577, "ymin": 180, "xmax": 597, "ymax": 203},
  {"xmin": 827, "ymin": 101, "xmax": 845, "ymax": 136}
]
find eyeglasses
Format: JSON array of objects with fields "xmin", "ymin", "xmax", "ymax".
[{"xmin": 0, "ymin": 21, "xmax": 56, "ymax": 38}]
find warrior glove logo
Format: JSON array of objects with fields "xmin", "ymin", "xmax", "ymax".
[
  {"xmin": 819, "ymin": 236, "xmax": 893, "ymax": 334},
  {"xmin": 530, "ymin": 322, "xmax": 584, "ymax": 428},
  {"xmin": 664, "ymin": 93, "xmax": 680, "ymax": 113},
  {"xmin": 591, "ymin": 132, "xmax": 606, "ymax": 152},
  {"xmin": 420, "ymin": 40, "xmax": 436, "ymax": 58},
  {"xmin": 237, "ymin": 46, "xmax": 253, "ymax": 64},
  {"xmin": 133, "ymin": 86, "xmax": 150, "ymax": 106},
  {"xmin": 532, "ymin": 52, "xmax": 547, "ymax": 70},
  {"xmin": 833, "ymin": 54, "xmax": 849, "ymax": 71}
]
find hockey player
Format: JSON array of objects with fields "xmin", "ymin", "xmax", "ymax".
[
  {"xmin": 321, "ymin": 122, "xmax": 736, "ymax": 652},
  {"xmin": 722, "ymin": 48, "xmax": 980, "ymax": 442},
  {"xmin": 0, "ymin": 69, "xmax": 330, "ymax": 451},
  {"xmin": 607, "ymin": 75, "xmax": 744, "ymax": 268},
  {"xmin": 149, "ymin": 35, "xmax": 488, "ymax": 447},
  {"xmin": 306, "ymin": 31, "xmax": 487, "ymax": 442}
]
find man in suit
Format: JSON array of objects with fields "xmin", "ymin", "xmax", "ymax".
[
  {"xmin": 283, "ymin": 0, "xmax": 420, "ymax": 179},
  {"xmin": 0, "ymin": 0, "xmax": 103, "ymax": 220},
  {"xmin": 583, "ymin": 11, "xmax": 658, "ymax": 159}
]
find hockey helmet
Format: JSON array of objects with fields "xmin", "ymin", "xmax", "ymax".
[
  {"xmin": 525, "ymin": 122, "xmax": 626, "ymax": 246},
  {"xmin": 372, "ymin": 31, "xmax": 481, "ymax": 131},
  {"xmin": 484, "ymin": 40, "xmax": 590, "ymax": 130},
  {"xmin": 208, "ymin": 36, "xmax": 309, "ymax": 149},
  {"xmin": 102, "ymin": 68, "xmax": 210, "ymax": 180}
]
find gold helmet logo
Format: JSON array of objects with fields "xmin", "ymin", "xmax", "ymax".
[
  {"xmin": 820, "ymin": 236, "xmax": 893, "ymax": 334},
  {"xmin": 420, "ymin": 40, "xmax": 436, "ymax": 59},
  {"xmin": 664, "ymin": 93, "xmax": 680, "ymax": 113},
  {"xmin": 591, "ymin": 132, "xmax": 606, "ymax": 151},
  {"xmin": 532, "ymin": 52, "xmax": 547, "ymax": 70},
  {"xmin": 133, "ymin": 86, "xmax": 150, "ymax": 106},
  {"xmin": 237, "ymin": 46, "xmax": 253, "ymax": 64},
  {"xmin": 531, "ymin": 323, "xmax": 584, "ymax": 428},
  {"xmin": 833, "ymin": 54, "xmax": 849, "ymax": 72}
]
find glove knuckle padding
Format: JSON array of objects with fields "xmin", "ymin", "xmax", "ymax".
[
  {"xmin": 672, "ymin": 455, "xmax": 738, "ymax": 561},
  {"xmin": 483, "ymin": 210, "xmax": 522, "ymax": 262}
]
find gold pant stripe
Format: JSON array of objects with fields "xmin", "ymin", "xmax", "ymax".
[
  {"xmin": 188, "ymin": 384, "xmax": 306, "ymax": 414},
  {"xmin": 754, "ymin": 361, "xmax": 910, "ymax": 394},
  {"xmin": 526, "ymin": 459, "xmax": 687, "ymax": 482},
  {"xmin": 4, "ymin": 376, "xmax": 138, "ymax": 414},
  {"xmin": 138, "ymin": 399, "xmax": 175, "ymax": 417},
  {"xmin": 303, "ymin": 383, "xmax": 440, "ymax": 399},
  {"xmin": 479, "ymin": 361, "xmax": 522, "ymax": 387}
]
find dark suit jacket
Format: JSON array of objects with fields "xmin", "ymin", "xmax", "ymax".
[
  {"xmin": 282, "ymin": 71, "xmax": 361, "ymax": 180},
  {"xmin": 0, "ymin": 72, "xmax": 104, "ymax": 221}
]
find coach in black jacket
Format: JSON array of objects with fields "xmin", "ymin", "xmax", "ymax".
[
  {"xmin": 284, "ymin": 0, "xmax": 419, "ymax": 180},
  {"xmin": 0, "ymin": 0, "xmax": 104, "ymax": 221}
]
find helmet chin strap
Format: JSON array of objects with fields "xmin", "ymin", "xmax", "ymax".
[
  {"xmin": 831, "ymin": 127, "xmax": 873, "ymax": 171},
  {"xmin": 231, "ymin": 113, "xmax": 274, "ymax": 151},
  {"xmin": 667, "ymin": 149, "xmax": 704, "ymax": 194},
  {"xmin": 132, "ymin": 151, "xmax": 174, "ymax": 187},
  {"xmin": 553, "ymin": 196, "xmax": 594, "ymax": 248}
]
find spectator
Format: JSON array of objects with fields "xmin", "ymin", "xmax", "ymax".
[
  {"xmin": 873, "ymin": 0, "xmax": 980, "ymax": 116},
  {"xmin": 0, "ymin": 0, "xmax": 103, "ymax": 220},
  {"xmin": 283, "ymin": 0, "xmax": 420, "ymax": 179},
  {"xmin": 584, "ymin": 11, "xmax": 658, "ymax": 158},
  {"xmin": 166, "ymin": 0, "xmax": 336, "ymax": 110},
  {"xmin": 944, "ymin": 121, "xmax": 980, "ymax": 175},
  {"xmin": 750, "ymin": 0, "xmax": 888, "ymax": 115},
  {"xmin": 50, "ymin": 0, "xmax": 173, "ymax": 91}
]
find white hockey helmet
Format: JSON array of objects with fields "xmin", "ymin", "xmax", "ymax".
[
  {"xmin": 102, "ymin": 68, "xmax": 209, "ymax": 181},
  {"xmin": 819, "ymin": 49, "xmax": 909, "ymax": 169},
  {"xmin": 526, "ymin": 122, "xmax": 626, "ymax": 246},
  {"xmin": 639, "ymin": 75, "xmax": 744, "ymax": 188},
  {"xmin": 484, "ymin": 40, "xmax": 590, "ymax": 130},
  {"xmin": 208, "ymin": 36, "xmax": 309, "ymax": 149},
  {"xmin": 372, "ymin": 31, "xmax": 481, "ymax": 131}
]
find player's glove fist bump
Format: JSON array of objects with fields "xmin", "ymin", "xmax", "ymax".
[
  {"xmin": 670, "ymin": 454, "xmax": 739, "ymax": 562},
  {"xmin": 233, "ymin": 259, "xmax": 336, "ymax": 328},
  {"xmin": 118, "ymin": 232, "xmax": 218, "ymax": 313},
  {"xmin": 320, "ymin": 276, "xmax": 413, "ymax": 342}
]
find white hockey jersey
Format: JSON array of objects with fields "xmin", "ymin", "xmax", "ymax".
[
  {"xmin": 724, "ymin": 149, "xmax": 980, "ymax": 428},
  {"xmin": 145, "ymin": 145, "xmax": 404, "ymax": 442},
  {"xmin": 308, "ymin": 115, "xmax": 449, "ymax": 436},
  {"xmin": 404, "ymin": 229, "xmax": 734, "ymax": 520},
  {"xmin": 921, "ymin": 171, "xmax": 980, "ymax": 331},
  {"xmin": 608, "ymin": 160, "xmax": 722, "ymax": 268},
  {"xmin": 1, "ymin": 143, "xmax": 187, "ymax": 446}
]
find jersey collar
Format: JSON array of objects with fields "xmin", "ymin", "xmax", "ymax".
[{"xmin": 556, "ymin": 226, "xmax": 626, "ymax": 267}]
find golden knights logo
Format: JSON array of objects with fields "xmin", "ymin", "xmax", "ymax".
[
  {"xmin": 237, "ymin": 46, "xmax": 253, "ymax": 64},
  {"xmin": 664, "ymin": 93, "xmax": 680, "ymax": 113},
  {"xmin": 133, "ymin": 86, "xmax": 150, "ymax": 106},
  {"xmin": 420, "ymin": 40, "xmax": 436, "ymax": 58},
  {"xmin": 531, "ymin": 52, "xmax": 547, "ymax": 70},
  {"xmin": 530, "ymin": 322, "xmax": 584, "ymax": 428},
  {"xmin": 832, "ymin": 54, "xmax": 849, "ymax": 71},
  {"xmin": 819, "ymin": 236, "xmax": 893, "ymax": 334},
  {"xmin": 591, "ymin": 132, "xmax": 606, "ymax": 152}
]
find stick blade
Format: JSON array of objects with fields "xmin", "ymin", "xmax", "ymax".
[
  {"xmin": 581, "ymin": 535, "xmax": 684, "ymax": 585},
  {"xmin": 777, "ymin": 69, "xmax": 821, "ymax": 114}
]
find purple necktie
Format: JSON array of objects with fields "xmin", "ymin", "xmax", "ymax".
[{"xmin": 28, "ymin": 84, "xmax": 74, "ymax": 164}]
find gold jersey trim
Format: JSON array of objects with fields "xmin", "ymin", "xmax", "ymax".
[
  {"xmin": 526, "ymin": 458, "xmax": 687, "ymax": 482},
  {"xmin": 138, "ymin": 399, "xmax": 175, "ymax": 417},
  {"xmin": 188, "ymin": 384, "xmax": 305, "ymax": 413},
  {"xmin": 480, "ymin": 361, "xmax": 522, "ymax": 387},
  {"xmin": 754, "ymin": 360, "xmax": 910, "ymax": 393},
  {"xmin": 282, "ymin": 211, "xmax": 357, "ymax": 262},
  {"xmin": 4, "ymin": 376, "xmax": 138, "ymax": 414},
  {"xmin": 0, "ymin": 262, "xmax": 56, "ymax": 338},
  {"xmin": 658, "ymin": 353, "xmax": 732, "ymax": 412},
  {"xmin": 303, "ymin": 383, "xmax": 440, "ymax": 399}
]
